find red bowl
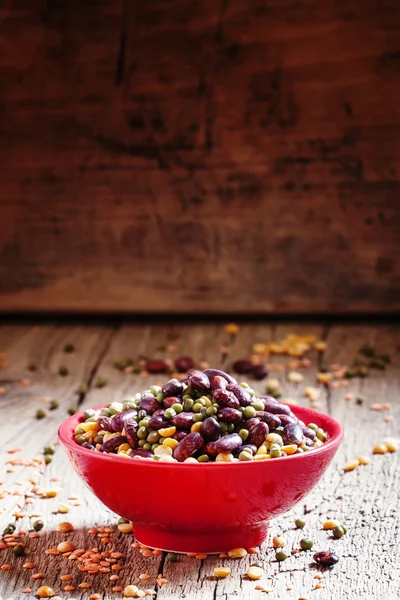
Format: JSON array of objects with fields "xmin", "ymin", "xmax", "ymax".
[{"xmin": 59, "ymin": 405, "xmax": 343, "ymax": 553}]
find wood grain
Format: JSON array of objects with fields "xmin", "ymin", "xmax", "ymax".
[
  {"xmin": 0, "ymin": 322, "xmax": 399, "ymax": 598},
  {"xmin": 0, "ymin": 1, "xmax": 400, "ymax": 313}
]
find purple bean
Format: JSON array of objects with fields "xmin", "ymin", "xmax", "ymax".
[
  {"xmin": 162, "ymin": 378, "xmax": 183, "ymax": 397},
  {"xmin": 248, "ymin": 421, "xmax": 269, "ymax": 446},
  {"xmin": 212, "ymin": 389, "xmax": 240, "ymax": 409},
  {"xmin": 227, "ymin": 383, "xmax": 252, "ymax": 406},
  {"xmin": 252, "ymin": 364, "xmax": 269, "ymax": 380},
  {"xmin": 130, "ymin": 449, "xmax": 152, "ymax": 459},
  {"xmin": 256, "ymin": 412, "xmax": 281, "ymax": 429},
  {"xmin": 173, "ymin": 431, "xmax": 188, "ymax": 442},
  {"xmin": 110, "ymin": 409, "xmax": 138, "ymax": 432},
  {"xmin": 125, "ymin": 420, "xmax": 139, "ymax": 448},
  {"xmin": 210, "ymin": 376, "xmax": 228, "ymax": 392},
  {"xmin": 203, "ymin": 369, "xmax": 236, "ymax": 384},
  {"xmin": 97, "ymin": 416, "xmax": 114, "ymax": 432},
  {"xmin": 139, "ymin": 395, "xmax": 160, "ymax": 415},
  {"xmin": 82, "ymin": 442, "xmax": 95, "ymax": 450},
  {"xmin": 302, "ymin": 426, "xmax": 317, "ymax": 440},
  {"xmin": 174, "ymin": 356, "xmax": 194, "ymax": 373},
  {"xmin": 99, "ymin": 435, "xmax": 127, "ymax": 453},
  {"xmin": 305, "ymin": 437, "xmax": 314, "ymax": 447},
  {"xmin": 313, "ymin": 551, "xmax": 339, "ymax": 567},
  {"xmin": 163, "ymin": 396, "xmax": 181, "ymax": 409},
  {"xmin": 205, "ymin": 433, "xmax": 242, "ymax": 456},
  {"xmin": 187, "ymin": 370, "xmax": 211, "ymax": 393},
  {"xmin": 146, "ymin": 360, "xmax": 169, "ymax": 374},
  {"xmin": 232, "ymin": 360, "xmax": 254, "ymax": 374},
  {"xmin": 277, "ymin": 414, "xmax": 297, "ymax": 426},
  {"xmin": 201, "ymin": 417, "xmax": 221, "ymax": 442},
  {"xmin": 171, "ymin": 412, "xmax": 194, "ymax": 430},
  {"xmin": 217, "ymin": 407, "xmax": 243, "ymax": 424},
  {"xmin": 242, "ymin": 418, "xmax": 261, "ymax": 431},
  {"xmin": 149, "ymin": 414, "xmax": 169, "ymax": 429},
  {"xmin": 173, "ymin": 432, "xmax": 204, "ymax": 462},
  {"xmin": 261, "ymin": 397, "xmax": 291, "ymax": 415},
  {"xmin": 282, "ymin": 423, "xmax": 303, "ymax": 446}
]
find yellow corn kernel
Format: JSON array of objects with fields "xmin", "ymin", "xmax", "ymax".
[
  {"xmin": 344, "ymin": 459, "xmax": 359, "ymax": 472},
  {"xmin": 118, "ymin": 452, "xmax": 131, "ymax": 458},
  {"xmin": 154, "ymin": 445, "xmax": 172, "ymax": 457},
  {"xmin": 317, "ymin": 373, "xmax": 332, "ymax": 384},
  {"xmin": 384, "ymin": 439, "xmax": 399, "ymax": 453},
  {"xmin": 281, "ymin": 445, "xmax": 297, "ymax": 455},
  {"xmin": 287, "ymin": 371, "xmax": 303, "ymax": 384},
  {"xmin": 214, "ymin": 567, "xmax": 231, "ymax": 578},
  {"xmin": 266, "ymin": 433, "xmax": 283, "ymax": 446},
  {"xmin": 57, "ymin": 504, "xmax": 69, "ymax": 514},
  {"xmin": 80, "ymin": 422, "xmax": 100, "ymax": 433},
  {"xmin": 322, "ymin": 520, "xmax": 340, "ymax": 530},
  {"xmin": 224, "ymin": 323, "xmax": 240, "ymax": 336},
  {"xmin": 272, "ymin": 537, "xmax": 286, "ymax": 548},
  {"xmin": 357, "ymin": 455, "xmax": 370, "ymax": 465},
  {"xmin": 162, "ymin": 438, "xmax": 178, "ymax": 449},
  {"xmin": 118, "ymin": 443, "xmax": 131, "ymax": 453},
  {"xmin": 256, "ymin": 444, "xmax": 267, "ymax": 455},
  {"xmin": 118, "ymin": 522, "xmax": 132, "ymax": 534},
  {"xmin": 373, "ymin": 444, "xmax": 387, "ymax": 455},
  {"xmin": 254, "ymin": 454, "xmax": 271, "ymax": 460},
  {"xmin": 247, "ymin": 566, "xmax": 263, "ymax": 580},
  {"xmin": 314, "ymin": 439, "xmax": 324, "ymax": 448},
  {"xmin": 215, "ymin": 453, "xmax": 235, "ymax": 462},
  {"xmin": 191, "ymin": 422, "xmax": 203, "ymax": 433},
  {"xmin": 314, "ymin": 341, "xmax": 327, "ymax": 351},
  {"xmin": 159, "ymin": 426, "xmax": 176, "ymax": 438},
  {"xmin": 43, "ymin": 489, "xmax": 59, "ymax": 498},
  {"xmin": 253, "ymin": 343, "xmax": 268, "ymax": 355},
  {"xmin": 228, "ymin": 548, "xmax": 247, "ymax": 559}
]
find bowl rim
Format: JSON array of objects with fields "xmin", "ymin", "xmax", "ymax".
[{"xmin": 58, "ymin": 403, "xmax": 343, "ymax": 469}]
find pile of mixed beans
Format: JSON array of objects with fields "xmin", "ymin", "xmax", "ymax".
[{"xmin": 73, "ymin": 369, "xmax": 328, "ymax": 463}]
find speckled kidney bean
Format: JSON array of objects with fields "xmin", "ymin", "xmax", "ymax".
[
  {"xmin": 256, "ymin": 411, "xmax": 281, "ymax": 429},
  {"xmin": 174, "ymin": 356, "xmax": 194, "ymax": 373},
  {"xmin": 227, "ymin": 383, "xmax": 252, "ymax": 406},
  {"xmin": 100, "ymin": 435, "xmax": 127, "ymax": 453},
  {"xmin": 203, "ymin": 369, "xmax": 236, "ymax": 384},
  {"xmin": 313, "ymin": 551, "xmax": 339, "ymax": 567},
  {"xmin": 217, "ymin": 407, "xmax": 243, "ymax": 424},
  {"xmin": 81, "ymin": 442, "xmax": 95, "ymax": 450},
  {"xmin": 252, "ymin": 364, "xmax": 269, "ymax": 380},
  {"xmin": 162, "ymin": 378, "xmax": 183, "ymax": 396},
  {"xmin": 130, "ymin": 449, "xmax": 153, "ymax": 459},
  {"xmin": 305, "ymin": 437, "xmax": 314, "ymax": 447},
  {"xmin": 149, "ymin": 413, "xmax": 169, "ymax": 429},
  {"xmin": 212, "ymin": 389, "xmax": 240, "ymax": 409},
  {"xmin": 110, "ymin": 409, "xmax": 138, "ymax": 432},
  {"xmin": 171, "ymin": 412, "xmax": 194, "ymax": 430},
  {"xmin": 282, "ymin": 423, "xmax": 303, "ymax": 445},
  {"xmin": 210, "ymin": 375, "xmax": 228, "ymax": 391},
  {"xmin": 277, "ymin": 414, "xmax": 297, "ymax": 426},
  {"xmin": 173, "ymin": 432, "xmax": 204, "ymax": 462},
  {"xmin": 302, "ymin": 426, "xmax": 317, "ymax": 440},
  {"xmin": 261, "ymin": 397, "xmax": 291, "ymax": 416},
  {"xmin": 205, "ymin": 433, "xmax": 243, "ymax": 456},
  {"xmin": 163, "ymin": 396, "xmax": 181, "ymax": 409},
  {"xmin": 201, "ymin": 417, "xmax": 221, "ymax": 442},
  {"xmin": 173, "ymin": 430, "xmax": 188, "ymax": 442},
  {"xmin": 188, "ymin": 369, "xmax": 211, "ymax": 393},
  {"xmin": 232, "ymin": 359, "xmax": 254, "ymax": 374},
  {"xmin": 248, "ymin": 421, "xmax": 269, "ymax": 446},
  {"xmin": 242, "ymin": 417, "xmax": 261, "ymax": 431},
  {"xmin": 97, "ymin": 416, "xmax": 114, "ymax": 432},
  {"xmin": 140, "ymin": 395, "xmax": 160, "ymax": 414},
  {"xmin": 146, "ymin": 360, "xmax": 169, "ymax": 374},
  {"xmin": 125, "ymin": 420, "xmax": 139, "ymax": 448}
]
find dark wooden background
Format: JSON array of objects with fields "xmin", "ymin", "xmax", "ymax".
[{"xmin": 0, "ymin": 0, "xmax": 399, "ymax": 314}]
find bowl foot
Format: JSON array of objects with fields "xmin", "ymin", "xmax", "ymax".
[{"xmin": 133, "ymin": 522, "xmax": 269, "ymax": 554}]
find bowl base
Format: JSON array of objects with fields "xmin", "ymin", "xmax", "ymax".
[{"xmin": 133, "ymin": 522, "xmax": 269, "ymax": 554}]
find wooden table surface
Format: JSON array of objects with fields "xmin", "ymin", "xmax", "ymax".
[{"xmin": 0, "ymin": 321, "xmax": 399, "ymax": 600}]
